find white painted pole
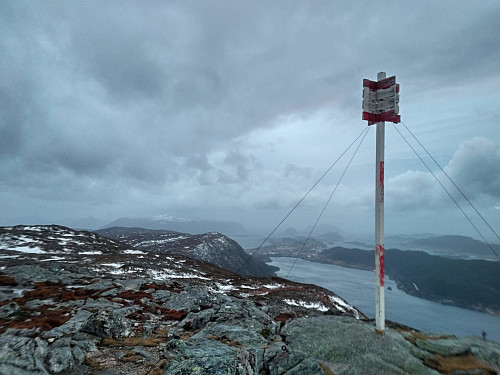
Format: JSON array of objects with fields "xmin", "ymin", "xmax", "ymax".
[{"xmin": 375, "ymin": 71, "xmax": 386, "ymax": 332}]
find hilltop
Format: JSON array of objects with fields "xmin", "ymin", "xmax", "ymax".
[
  {"xmin": 95, "ymin": 227, "xmax": 277, "ymax": 277},
  {"xmin": 0, "ymin": 225, "xmax": 499, "ymax": 374}
]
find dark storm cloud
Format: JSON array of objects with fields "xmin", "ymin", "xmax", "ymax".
[
  {"xmin": 0, "ymin": 0, "xmax": 499, "ymax": 230},
  {"xmin": 69, "ymin": 4, "xmax": 168, "ymax": 101}
]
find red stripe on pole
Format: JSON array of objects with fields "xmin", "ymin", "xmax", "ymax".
[
  {"xmin": 377, "ymin": 245, "xmax": 385, "ymax": 286},
  {"xmin": 380, "ymin": 161, "xmax": 384, "ymax": 196}
]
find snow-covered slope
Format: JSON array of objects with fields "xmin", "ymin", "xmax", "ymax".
[
  {"xmin": 96, "ymin": 227, "xmax": 277, "ymax": 277},
  {"xmin": 0, "ymin": 225, "xmax": 129, "ymax": 255},
  {"xmin": 0, "ymin": 224, "xmax": 362, "ymax": 318}
]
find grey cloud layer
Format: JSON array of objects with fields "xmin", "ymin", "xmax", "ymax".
[{"xmin": 1, "ymin": 1, "xmax": 499, "ymax": 231}]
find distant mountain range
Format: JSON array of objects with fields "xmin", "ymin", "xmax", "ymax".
[
  {"xmin": 386, "ymin": 234, "xmax": 500, "ymax": 260},
  {"xmin": 101, "ymin": 214, "xmax": 247, "ymax": 235}
]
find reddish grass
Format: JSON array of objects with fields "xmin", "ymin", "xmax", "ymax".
[
  {"xmin": 101, "ymin": 336, "xmax": 165, "ymax": 347},
  {"xmin": 424, "ymin": 353, "xmax": 496, "ymax": 375},
  {"xmin": 405, "ymin": 332, "xmax": 451, "ymax": 345},
  {"xmin": 207, "ymin": 334, "xmax": 243, "ymax": 348},
  {"xmin": 162, "ymin": 309, "xmax": 188, "ymax": 320},
  {"xmin": 274, "ymin": 313, "xmax": 293, "ymax": 325},
  {"xmin": 20, "ymin": 281, "xmax": 96, "ymax": 303},
  {"xmin": 140, "ymin": 282, "xmax": 172, "ymax": 291},
  {"xmin": 117, "ymin": 290, "xmax": 153, "ymax": 302},
  {"xmin": 0, "ymin": 305, "xmax": 71, "ymax": 333},
  {"xmin": 0, "ymin": 275, "xmax": 17, "ymax": 286}
]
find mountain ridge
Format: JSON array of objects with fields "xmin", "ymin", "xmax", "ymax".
[{"xmin": 101, "ymin": 215, "xmax": 247, "ymax": 235}]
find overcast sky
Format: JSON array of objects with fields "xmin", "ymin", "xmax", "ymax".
[{"xmin": 1, "ymin": 1, "xmax": 499, "ymax": 240}]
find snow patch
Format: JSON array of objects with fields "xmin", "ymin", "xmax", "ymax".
[
  {"xmin": 10, "ymin": 246, "xmax": 44, "ymax": 254},
  {"xmin": 215, "ymin": 283, "xmax": 236, "ymax": 292},
  {"xmin": 147, "ymin": 269, "xmax": 210, "ymax": 281},
  {"xmin": 40, "ymin": 257, "xmax": 66, "ymax": 262},
  {"xmin": 102, "ymin": 263, "xmax": 123, "ymax": 268},
  {"xmin": 263, "ymin": 284, "xmax": 284, "ymax": 289},
  {"xmin": 329, "ymin": 295, "xmax": 360, "ymax": 319},
  {"xmin": 123, "ymin": 249, "xmax": 147, "ymax": 255},
  {"xmin": 240, "ymin": 285, "xmax": 259, "ymax": 290},
  {"xmin": 284, "ymin": 299, "xmax": 329, "ymax": 312}
]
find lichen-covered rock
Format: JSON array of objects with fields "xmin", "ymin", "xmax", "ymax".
[
  {"xmin": 180, "ymin": 308, "xmax": 217, "ymax": 330},
  {"xmin": 0, "ymin": 335, "xmax": 49, "ymax": 375},
  {"xmin": 0, "ymin": 301, "xmax": 20, "ymax": 319},
  {"xmin": 415, "ymin": 337, "xmax": 470, "ymax": 356},
  {"xmin": 80, "ymin": 311, "xmax": 131, "ymax": 338},
  {"xmin": 162, "ymin": 286, "xmax": 215, "ymax": 312},
  {"xmin": 164, "ymin": 338, "xmax": 259, "ymax": 375},
  {"xmin": 46, "ymin": 346, "xmax": 83, "ymax": 375},
  {"xmin": 44, "ymin": 310, "xmax": 94, "ymax": 339},
  {"xmin": 275, "ymin": 316, "xmax": 440, "ymax": 375}
]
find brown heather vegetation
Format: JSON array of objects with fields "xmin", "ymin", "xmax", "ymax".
[
  {"xmin": 424, "ymin": 353, "xmax": 496, "ymax": 375},
  {"xmin": 116, "ymin": 290, "xmax": 154, "ymax": 302},
  {"xmin": 101, "ymin": 336, "xmax": 166, "ymax": 347},
  {"xmin": 0, "ymin": 305, "xmax": 71, "ymax": 333},
  {"xmin": 273, "ymin": 312, "xmax": 293, "ymax": 326},
  {"xmin": 0, "ymin": 274, "xmax": 17, "ymax": 286}
]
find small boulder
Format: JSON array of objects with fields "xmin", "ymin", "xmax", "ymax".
[
  {"xmin": 80, "ymin": 311, "xmax": 131, "ymax": 338},
  {"xmin": 0, "ymin": 301, "xmax": 20, "ymax": 319}
]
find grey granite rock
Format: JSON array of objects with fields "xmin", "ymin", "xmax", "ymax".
[
  {"xmin": 276, "ymin": 316, "xmax": 440, "ymax": 375},
  {"xmin": 162, "ymin": 286, "xmax": 215, "ymax": 312},
  {"xmin": 0, "ymin": 301, "xmax": 20, "ymax": 319},
  {"xmin": 0, "ymin": 335, "xmax": 49, "ymax": 375},
  {"xmin": 80, "ymin": 311, "xmax": 131, "ymax": 338},
  {"xmin": 164, "ymin": 338, "xmax": 258, "ymax": 375},
  {"xmin": 415, "ymin": 337, "xmax": 470, "ymax": 356}
]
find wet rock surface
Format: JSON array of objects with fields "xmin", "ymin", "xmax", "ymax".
[{"xmin": 0, "ymin": 225, "xmax": 499, "ymax": 374}]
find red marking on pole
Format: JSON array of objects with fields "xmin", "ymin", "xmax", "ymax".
[
  {"xmin": 380, "ymin": 161, "xmax": 384, "ymax": 197},
  {"xmin": 363, "ymin": 111, "xmax": 401, "ymax": 125},
  {"xmin": 376, "ymin": 244, "xmax": 385, "ymax": 286},
  {"xmin": 379, "ymin": 245, "xmax": 385, "ymax": 286}
]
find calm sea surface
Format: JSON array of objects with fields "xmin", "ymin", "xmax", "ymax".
[{"xmin": 268, "ymin": 257, "xmax": 500, "ymax": 342}]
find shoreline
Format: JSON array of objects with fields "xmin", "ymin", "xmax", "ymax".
[{"xmin": 268, "ymin": 255, "xmax": 500, "ymax": 317}]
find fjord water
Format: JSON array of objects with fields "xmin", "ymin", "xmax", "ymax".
[{"xmin": 269, "ymin": 257, "xmax": 500, "ymax": 342}]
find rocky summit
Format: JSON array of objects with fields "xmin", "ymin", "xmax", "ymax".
[{"xmin": 0, "ymin": 225, "xmax": 499, "ymax": 375}]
